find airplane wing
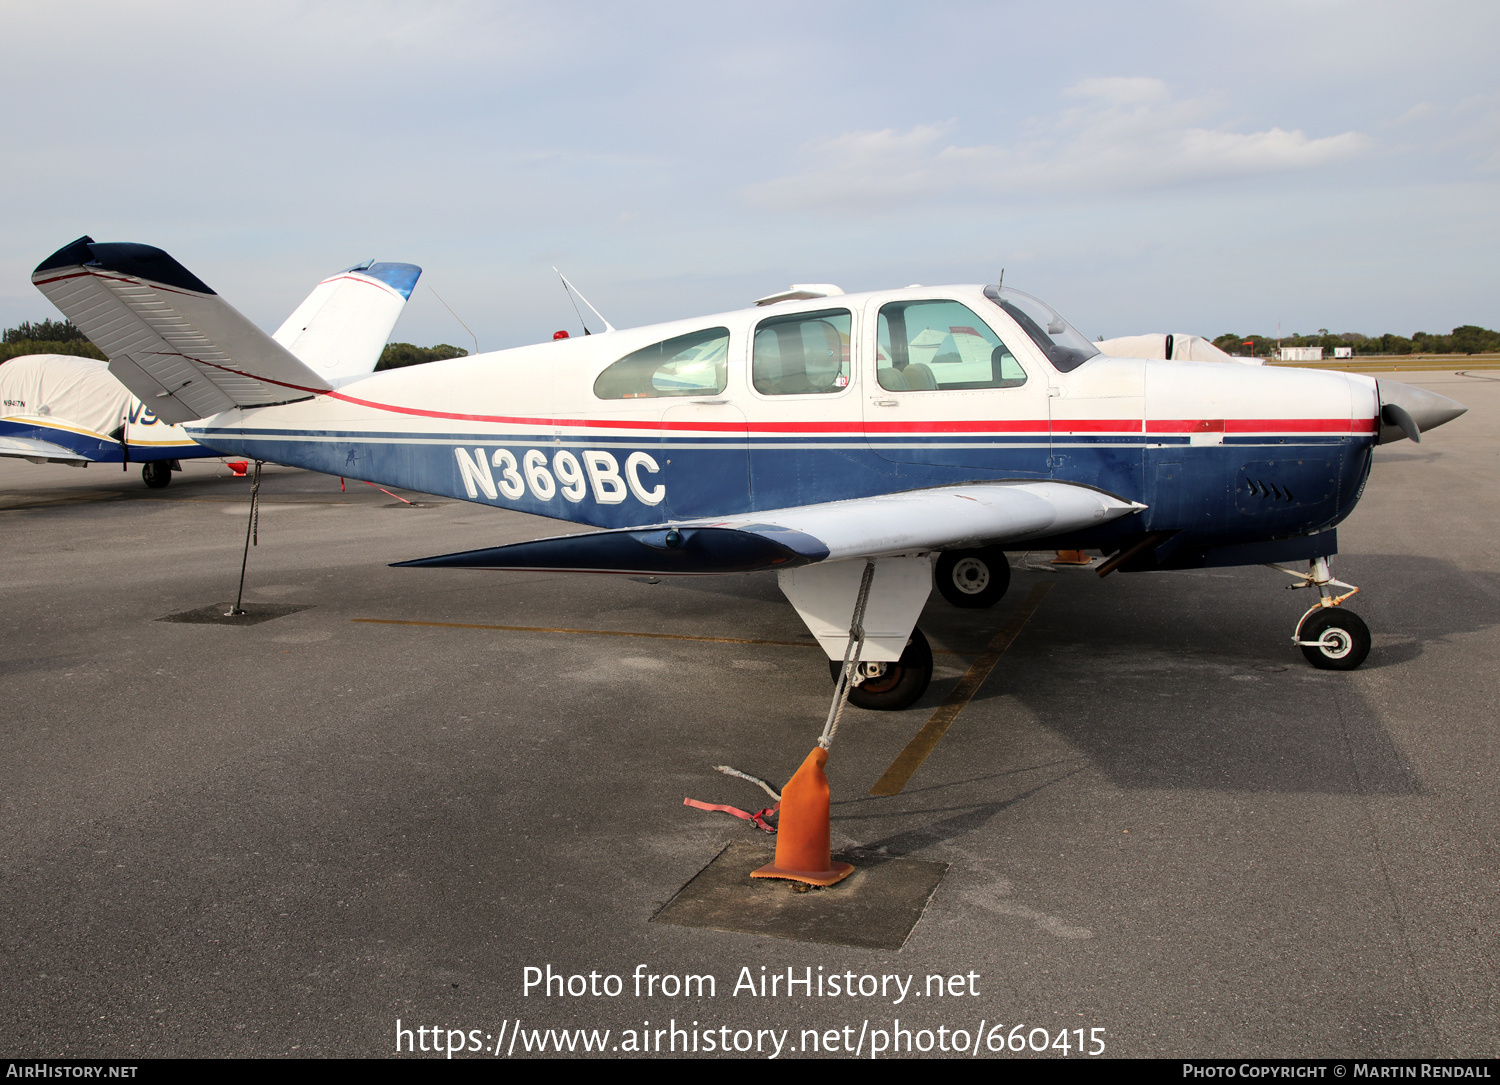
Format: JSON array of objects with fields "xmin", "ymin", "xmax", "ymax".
[
  {"xmin": 394, "ymin": 481, "xmax": 1147, "ymax": 573},
  {"xmin": 31, "ymin": 237, "xmax": 334, "ymax": 425},
  {"xmin": 0, "ymin": 434, "xmax": 93, "ymax": 465}
]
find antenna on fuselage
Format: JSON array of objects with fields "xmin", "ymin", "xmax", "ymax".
[
  {"xmin": 553, "ymin": 268, "xmax": 616, "ymax": 335},
  {"xmin": 426, "ymin": 284, "xmax": 479, "ymax": 357},
  {"xmin": 997, "ymin": 268, "xmax": 1004, "ymax": 292}
]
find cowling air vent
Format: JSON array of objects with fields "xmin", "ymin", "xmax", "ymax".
[
  {"xmin": 1235, "ymin": 460, "xmax": 1336, "ymax": 515},
  {"xmin": 1244, "ymin": 478, "xmax": 1295, "ymax": 502}
]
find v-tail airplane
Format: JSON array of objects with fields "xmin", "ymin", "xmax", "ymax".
[
  {"xmin": 8, "ymin": 251, "xmax": 421, "ymax": 486},
  {"xmin": 31, "ymin": 237, "xmax": 1467, "ymax": 708}
]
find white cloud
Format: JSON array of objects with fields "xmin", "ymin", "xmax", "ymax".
[{"xmin": 745, "ymin": 79, "xmax": 1372, "ymax": 212}]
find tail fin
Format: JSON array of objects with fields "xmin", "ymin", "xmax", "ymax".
[
  {"xmin": 272, "ymin": 260, "xmax": 422, "ymax": 380},
  {"xmin": 32, "ymin": 237, "xmax": 333, "ymax": 425}
]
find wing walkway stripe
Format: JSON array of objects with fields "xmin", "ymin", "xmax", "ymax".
[{"xmin": 868, "ymin": 582, "xmax": 1053, "ymax": 797}]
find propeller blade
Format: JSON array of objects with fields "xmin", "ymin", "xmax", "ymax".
[{"xmin": 1381, "ymin": 402, "xmax": 1421, "ymax": 443}]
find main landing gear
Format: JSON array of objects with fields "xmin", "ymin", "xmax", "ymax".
[
  {"xmin": 826, "ymin": 627, "xmax": 933, "ymax": 711},
  {"xmin": 141, "ymin": 461, "xmax": 171, "ymax": 488},
  {"xmin": 935, "ymin": 546, "xmax": 1011, "ymax": 609},
  {"xmin": 1275, "ymin": 557, "xmax": 1371, "ymax": 670},
  {"xmin": 141, "ymin": 460, "xmax": 180, "ymax": 489}
]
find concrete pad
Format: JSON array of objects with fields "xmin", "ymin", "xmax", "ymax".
[
  {"xmin": 654, "ymin": 841, "xmax": 947, "ymax": 950},
  {"xmin": 155, "ymin": 602, "xmax": 312, "ymax": 625}
]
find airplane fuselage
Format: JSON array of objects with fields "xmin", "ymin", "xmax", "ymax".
[{"xmin": 189, "ymin": 285, "xmax": 1378, "ymax": 569}]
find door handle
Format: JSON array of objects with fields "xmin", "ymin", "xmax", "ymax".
[{"xmin": 872, "ymin": 399, "xmax": 898, "ymax": 407}]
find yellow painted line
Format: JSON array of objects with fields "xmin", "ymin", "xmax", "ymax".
[
  {"xmin": 350, "ymin": 615, "xmax": 974, "ymax": 655},
  {"xmin": 352, "ymin": 616, "xmax": 818, "ymax": 648},
  {"xmin": 868, "ymin": 583, "xmax": 1053, "ymax": 797}
]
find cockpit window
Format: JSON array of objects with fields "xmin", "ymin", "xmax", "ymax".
[
  {"xmin": 593, "ymin": 327, "xmax": 730, "ymax": 399},
  {"xmin": 983, "ymin": 286, "xmax": 1099, "ymax": 372},
  {"xmin": 752, "ymin": 308, "xmax": 852, "ymax": 395},
  {"xmin": 877, "ymin": 299, "xmax": 1027, "ymax": 392}
]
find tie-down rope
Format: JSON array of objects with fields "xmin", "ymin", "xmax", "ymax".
[{"xmin": 819, "ymin": 560, "xmax": 876, "ymax": 751}]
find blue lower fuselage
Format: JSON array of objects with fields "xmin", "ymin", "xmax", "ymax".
[{"xmin": 191, "ymin": 417, "xmax": 1374, "ymax": 571}]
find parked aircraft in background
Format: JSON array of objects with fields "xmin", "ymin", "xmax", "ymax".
[
  {"xmin": 33, "ymin": 239, "xmax": 1467, "ymax": 707},
  {"xmin": 7, "ymin": 254, "xmax": 420, "ymax": 486},
  {"xmin": 1096, "ymin": 333, "xmax": 1259, "ymax": 365}
]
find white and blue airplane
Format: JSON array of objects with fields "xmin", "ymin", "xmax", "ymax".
[{"xmin": 32, "ymin": 238, "xmax": 1466, "ymax": 708}]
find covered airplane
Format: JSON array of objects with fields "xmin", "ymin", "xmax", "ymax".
[
  {"xmin": 0, "ymin": 351, "xmax": 203, "ymax": 484},
  {"xmin": 32, "ymin": 240, "xmax": 1467, "ymax": 709},
  {"xmin": 7, "ymin": 252, "xmax": 421, "ymax": 485},
  {"xmin": 1095, "ymin": 333, "xmax": 1261, "ymax": 365}
]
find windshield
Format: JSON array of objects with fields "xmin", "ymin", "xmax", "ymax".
[{"xmin": 983, "ymin": 286, "xmax": 1099, "ymax": 372}]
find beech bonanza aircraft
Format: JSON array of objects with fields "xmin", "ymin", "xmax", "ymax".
[{"xmin": 32, "ymin": 237, "xmax": 1466, "ymax": 709}]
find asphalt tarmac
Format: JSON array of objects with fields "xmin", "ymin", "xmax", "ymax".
[{"xmin": 1, "ymin": 371, "xmax": 1495, "ymax": 1060}]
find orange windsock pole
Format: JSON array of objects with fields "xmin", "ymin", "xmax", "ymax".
[{"xmin": 751, "ymin": 746, "xmax": 854, "ymax": 887}]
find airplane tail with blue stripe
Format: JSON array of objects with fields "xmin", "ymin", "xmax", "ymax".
[
  {"xmin": 31, "ymin": 238, "xmax": 420, "ymax": 424},
  {"xmin": 271, "ymin": 260, "xmax": 421, "ymax": 381}
]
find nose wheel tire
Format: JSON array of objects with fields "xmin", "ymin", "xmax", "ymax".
[
  {"xmin": 827, "ymin": 627, "xmax": 933, "ymax": 711},
  {"xmin": 1297, "ymin": 609, "xmax": 1371, "ymax": 671},
  {"xmin": 935, "ymin": 547, "xmax": 1011, "ymax": 609},
  {"xmin": 141, "ymin": 461, "xmax": 172, "ymax": 489}
]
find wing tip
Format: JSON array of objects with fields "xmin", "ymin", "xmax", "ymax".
[
  {"xmin": 33, "ymin": 237, "xmax": 216, "ymax": 296},
  {"xmin": 363, "ymin": 262, "xmax": 422, "ymax": 300}
]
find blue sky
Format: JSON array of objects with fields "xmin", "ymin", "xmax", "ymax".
[{"xmin": 2, "ymin": 1, "xmax": 1496, "ymax": 348}]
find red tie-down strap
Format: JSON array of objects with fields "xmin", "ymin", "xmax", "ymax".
[{"xmin": 683, "ymin": 797, "xmax": 780, "ymax": 834}]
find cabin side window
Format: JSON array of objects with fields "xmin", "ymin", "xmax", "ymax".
[
  {"xmin": 876, "ymin": 299, "xmax": 1027, "ymax": 392},
  {"xmin": 592, "ymin": 327, "xmax": 730, "ymax": 399},
  {"xmin": 752, "ymin": 309, "xmax": 852, "ymax": 395}
]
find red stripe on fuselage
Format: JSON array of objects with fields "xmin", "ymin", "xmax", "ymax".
[
  {"xmin": 317, "ymin": 396, "xmax": 1374, "ymax": 437},
  {"xmin": 127, "ymin": 356, "xmax": 1377, "ymax": 440}
]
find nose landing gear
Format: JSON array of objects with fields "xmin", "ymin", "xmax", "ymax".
[
  {"xmin": 935, "ymin": 546, "xmax": 1011, "ymax": 608},
  {"xmin": 1272, "ymin": 557, "xmax": 1370, "ymax": 670}
]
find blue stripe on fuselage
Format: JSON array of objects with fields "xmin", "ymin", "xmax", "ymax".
[{"xmin": 192, "ymin": 423, "xmax": 1374, "ymax": 556}]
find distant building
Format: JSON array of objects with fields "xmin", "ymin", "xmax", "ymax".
[
  {"xmin": 1278, "ymin": 346, "xmax": 1324, "ymax": 361},
  {"xmin": 1333, "ymin": 346, "xmax": 1353, "ymax": 359}
]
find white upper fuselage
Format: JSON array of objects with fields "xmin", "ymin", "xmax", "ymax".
[{"xmin": 191, "ymin": 283, "xmax": 1381, "ymax": 551}]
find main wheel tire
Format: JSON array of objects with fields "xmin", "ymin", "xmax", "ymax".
[
  {"xmin": 141, "ymin": 461, "xmax": 171, "ymax": 489},
  {"xmin": 1298, "ymin": 609, "xmax": 1371, "ymax": 671},
  {"xmin": 827, "ymin": 627, "xmax": 933, "ymax": 711},
  {"xmin": 935, "ymin": 547, "xmax": 1011, "ymax": 609}
]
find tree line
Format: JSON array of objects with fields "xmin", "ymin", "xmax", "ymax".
[
  {"xmin": 1, "ymin": 318, "xmax": 105, "ymax": 362},
  {"xmin": 1212, "ymin": 326, "xmax": 1500, "ymax": 357},
  {"xmin": 375, "ymin": 342, "xmax": 468, "ymax": 369}
]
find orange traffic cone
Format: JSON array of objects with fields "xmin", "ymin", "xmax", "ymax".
[
  {"xmin": 1052, "ymin": 549, "xmax": 1091, "ymax": 565},
  {"xmin": 751, "ymin": 746, "xmax": 854, "ymax": 887}
]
